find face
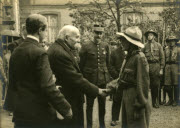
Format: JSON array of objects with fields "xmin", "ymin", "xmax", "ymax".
[
  {"xmin": 147, "ymin": 33, "xmax": 154, "ymax": 41},
  {"xmin": 94, "ymin": 31, "xmax": 103, "ymax": 43},
  {"xmin": 66, "ymin": 30, "xmax": 80, "ymax": 48},
  {"xmin": 39, "ymin": 20, "xmax": 48, "ymax": 43},
  {"xmin": 120, "ymin": 37, "xmax": 130, "ymax": 51},
  {"xmin": 111, "ymin": 45, "xmax": 117, "ymax": 50}
]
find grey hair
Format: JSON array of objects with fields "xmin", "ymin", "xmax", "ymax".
[{"xmin": 57, "ymin": 25, "xmax": 79, "ymax": 40}]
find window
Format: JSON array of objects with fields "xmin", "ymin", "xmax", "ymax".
[{"xmin": 43, "ymin": 14, "xmax": 59, "ymax": 43}]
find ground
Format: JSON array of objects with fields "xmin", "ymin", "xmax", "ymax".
[{"xmin": 1, "ymin": 96, "xmax": 180, "ymax": 128}]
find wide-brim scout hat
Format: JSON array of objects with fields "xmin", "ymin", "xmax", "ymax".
[
  {"xmin": 93, "ymin": 23, "xmax": 104, "ymax": 32},
  {"xmin": 116, "ymin": 26, "xmax": 144, "ymax": 48},
  {"xmin": 166, "ymin": 35, "xmax": 179, "ymax": 43},
  {"xmin": 144, "ymin": 29, "xmax": 158, "ymax": 38}
]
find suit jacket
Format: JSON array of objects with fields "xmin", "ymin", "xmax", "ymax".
[
  {"xmin": 47, "ymin": 39, "xmax": 99, "ymax": 109},
  {"xmin": 8, "ymin": 37, "xmax": 71, "ymax": 124},
  {"xmin": 79, "ymin": 41, "xmax": 111, "ymax": 86}
]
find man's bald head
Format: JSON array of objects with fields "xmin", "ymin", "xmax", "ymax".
[
  {"xmin": 26, "ymin": 14, "xmax": 47, "ymax": 35},
  {"xmin": 57, "ymin": 25, "xmax": 80, "ymax": 40}
]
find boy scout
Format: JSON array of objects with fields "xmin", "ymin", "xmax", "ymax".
[
  {"xmin": 142, "ymin": 29, "xmax": 165, "ymax": 108},
  {"xmin": 164, "ymin": 35, "xmax": 179, "ymax": 106}
]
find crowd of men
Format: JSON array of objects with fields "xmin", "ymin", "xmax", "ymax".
[{"xmin": 0, "ymin": 13, "xmax": 179, "ymax": 128}]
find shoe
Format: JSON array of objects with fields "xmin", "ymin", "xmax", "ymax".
[
  {"xmin": 153, "ymin": 103, "xmax": 159, "ymax": 108},
  {"xmin": 110, "ymin": 121, "xmax": 117, "ymax": 126},
  {"xmin": 164, "ymin": 100, "xmax": 173, "ymax": 106},
  {"xmin": 172, "ymin": 101, "xmax": 177, "ymax": 107}
]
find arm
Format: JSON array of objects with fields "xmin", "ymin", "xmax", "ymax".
[
  {"xmin": 36, "ymin": 53, "xmax": 71, "ymax": 118},
  {"xmin": 136, "ymin": 54, "xmax": 150, "ymax": 107},
  {"xmin": 55, "ymin": 52, "xmax": 99, "ymax": 97}
]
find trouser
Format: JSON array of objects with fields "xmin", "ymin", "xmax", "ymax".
[
  {"xmin": 164, "ymin": 86, "xmax": 173, "ymax": 102},
  {"xmin": 112, "ymin": 86, "xmax": 123, "ymax": 121},
  {"xmin": 86, "ymin": 85, "xmax": 106, "ymax": 128},
  {"xmin": 172, "ymin": 85, "xmax": 179, "ymax": 103},
  {"xmin": 149, "ymin": 63, "xmax": 160, "ymax": 106},
  {"xmin": 121, "ymin": 87, "xmax": 149, "ymax": 128}
]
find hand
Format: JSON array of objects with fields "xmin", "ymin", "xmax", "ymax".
[
  {"xmin": 98, "ymin": 89, "xmax": 108, "ymax": 97},
  {"xmin": 159, "ymin": 69, "xmax": 163, "ymax": 75},
  {"xmin": 64, "ymin": 108, "xmax": 73, "ymax": 119}
]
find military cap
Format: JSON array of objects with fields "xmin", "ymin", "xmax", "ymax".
[
  {"xmin": 93, "ymin": 23, "xmax": 104, "ymax": 32},
  {"xmin": 144, "ymin": 29, "xmax": 158, "ymax": 38},
  {"xmin": 166, "ymin": 35, "xmax": 179, "ymax": 43}
]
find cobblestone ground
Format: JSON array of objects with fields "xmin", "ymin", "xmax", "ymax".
[{"xmin": 1, "ymin": 96, "xmax": 180, "ymax": 128}]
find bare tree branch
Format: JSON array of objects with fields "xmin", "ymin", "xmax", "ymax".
[
  {"xmin": 106, "ymin": 0, "xmax": 117, "ymax": 23},
  {"xmin": 92, "ymin": 0, "xmax": 114, "ymax": 19}
]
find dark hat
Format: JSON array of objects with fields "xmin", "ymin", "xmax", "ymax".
[
  {"xmin": 144, "ymin": 29, "xmax": 158, "ymax": 38},
  {"xmin": 93, "ymin": 23, "xmax": 104, "ymax": 32},
  {"xmin": 166, "ymin": 35, "xmax": 179, "ymax": 42}
]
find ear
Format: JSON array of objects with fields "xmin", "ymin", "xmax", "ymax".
[{"xmin": 65, "ymin": 35, "xmax": 69, "ymax": 41}]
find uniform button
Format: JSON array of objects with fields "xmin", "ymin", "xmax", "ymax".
[
  {"xmin": 98, "ymin": 56, "xmax": 100, "ymax": 58},
  {"xmin": 98, "ymin": 52, "xmax": 100, "ymax": 54},
  {"xmin": 98, "ymin": 59, "xmax": 100, "ymax": 62},
  {"xmin": 98, "ymin": 63, "xmax": 100, "ymax": 65}
]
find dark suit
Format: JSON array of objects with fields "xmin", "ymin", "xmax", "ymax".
[
  {"xmin": 79, "ymin": 41, "xmax": 110, "ymax": 128},
  {"xmin": 8, "ymin": 37, "xmax": 71, "ymax": 127},
  {"xmin": 48, "ymin": 39, "xmax": 99, "ymax": 128}
]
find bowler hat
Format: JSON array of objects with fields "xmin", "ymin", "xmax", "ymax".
[
  {"xmin": 93, "ymin": 24, "xmax": 104, "ymax": 32},
  {"xmin": 116, "ymin": 26, "xmax": 144, "ymax": 48},
  {"xmin": 144, "ymin": 29, "xmax": 158, "ymax": 38},
  {"xmin": 166, "ymin": 35, "xmax": 179, "ymax": 42}
]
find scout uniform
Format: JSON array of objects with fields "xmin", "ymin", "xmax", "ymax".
[
  {"xmin": 164, "ymin": 36, "xmax": 179, "ymax": 106},
  {"xmin": 142, "ymin": 29, "xmax": 165, "ymax": 108},
  {"xmin": 80, "ymin": 24, "xmax": 110, "ymax": 128},
  {"xmin": 116, "ymin": 26, "xmax": 151, "ymax": 128}
]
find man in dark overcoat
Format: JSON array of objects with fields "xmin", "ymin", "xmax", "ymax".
[
  {"xmin": 8, "ymin": 14, "xmax": 72, "ymax": 128},
  {"xmin": 48, "ymin": 25, "xmax": 106, "ymax": 128}
]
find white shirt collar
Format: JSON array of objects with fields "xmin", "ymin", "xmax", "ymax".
[{"xmin": 27, "ymin": 35, "xmax": 39, "ymax": 43}]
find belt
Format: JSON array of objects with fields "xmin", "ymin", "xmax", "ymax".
[{"xmin": 119, "ymin": 80, "xmax": 136, "ymax": 89}]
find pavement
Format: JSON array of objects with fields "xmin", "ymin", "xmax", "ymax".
[{"xmin": 1, "ymin": 96, "xmax": 180, "ymax": 128}]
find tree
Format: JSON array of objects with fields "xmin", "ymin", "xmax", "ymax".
[
  {"xmin": 159, "ymin": 4, "xmax": 180, "ymax": 46},
  {"xmin": 68, "ymin": 0, "xmax": 142, "ymax": 43}
]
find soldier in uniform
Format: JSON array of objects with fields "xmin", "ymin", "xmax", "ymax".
[
  {"xmin": 142, "ymin": 29, "xmax": 165, "ymax": 108},
  {"xmin": 80, "ymin": 24, "xmax": 111, "ymax": 128},
  {"xmin": 164, "ymin": 35, "xmax": 179, "ymax": 106},
  {"xmin": 116, "ymin": 26, "xmax": 151, "ymax": 128},
  {"xmin": 109, "ymin": 42, "xmax": 126, "ymax": 126}
]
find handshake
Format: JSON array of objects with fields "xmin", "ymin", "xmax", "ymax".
[{"xmin": 98, "ymin": 88, "xmax": 111, "ymax": 97}]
